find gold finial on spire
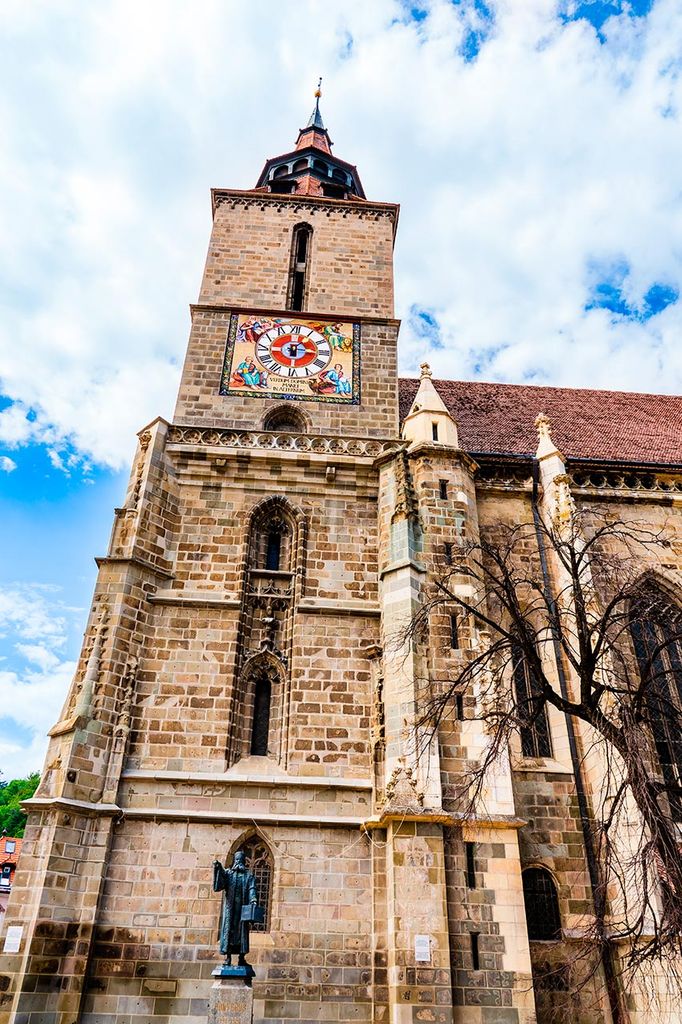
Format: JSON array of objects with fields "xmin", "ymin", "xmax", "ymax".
[{"xmin": 315, "ymin": 77, "xmax": 322, "ymax": 99}]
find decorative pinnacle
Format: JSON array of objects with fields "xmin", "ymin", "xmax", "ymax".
[
  {"xmin": 535, "ymin": 411, "xmax": 561, "ymax": 461},
  {"xmin": 420, "ymin": 362, "xmax": 433, "ymax": 379},
  {"xmin": 535, "ymin": 412, "xmax": 551, "ymax": 439},
  {"xmin": 315, "ymin": 77, "xmax": 322, "ymax": 99}
]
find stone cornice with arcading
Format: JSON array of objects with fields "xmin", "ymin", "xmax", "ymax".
[{"xmin": 210, "ymin": 187, "xmax": 400, "ymax": 236}]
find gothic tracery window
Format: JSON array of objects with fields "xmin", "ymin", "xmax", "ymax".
[
  {"xmin": 512, "ymin": 643, "xmax": 552, "ymax": 758},
  {"xmin": 522, "ymin": 867, "xmax": 561, "ymax": 941},
  {"xmin": 237, "ymin": 836, "xmax": 273, "ymax": 932},
  {"xmin": 630, "ymin": 584, "xmax": 682, "ymax": 820}
]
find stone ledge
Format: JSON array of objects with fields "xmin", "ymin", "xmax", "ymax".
[
  {"xmin": 122, "ymin": 769, "xmax": 373, "ymax": 790},
  {"xmin": 149, "ymin": 591, "xmax": 241, "ymax": 609},
  {"xmin": 362, "ymin": 810, "xmax": 526, "ymax": 831},
  {"xmin": 297, "ymin": 598, "xmax": 380, "ymax": 617},
  {"xmin": 22, "ymin": 796, "xmax": 121, "ymax": 817},
  {"xmin": 122, "ymin": 806, "xmax": 366, "ymax": 828}
]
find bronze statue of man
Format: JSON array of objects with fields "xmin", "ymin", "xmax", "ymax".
[{"xmin": 213, "ymin": 850, "xmax": 259, "ymax": 965}]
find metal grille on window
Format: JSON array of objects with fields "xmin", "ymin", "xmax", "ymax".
[
  {"xmin": 512, "ymin": 643, "xmax": 552, "ymax": 758},
  {"xmin": 239, "ymin": 837, "xmax": 273, "ymax": 932},
  {"xmin": 522, "ymin": 867, "xmax": 561, "ymax": 941}
]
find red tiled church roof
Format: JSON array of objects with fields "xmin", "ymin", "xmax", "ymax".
[{"xmin": 398, "ymin": 378, "xmax": 682, "ymax": 465}]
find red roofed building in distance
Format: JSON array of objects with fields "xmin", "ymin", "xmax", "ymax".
[{"xmin": 0, "ymin": 836, "xmax": 22, "ymax": 915}]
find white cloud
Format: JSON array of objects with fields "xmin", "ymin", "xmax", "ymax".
[
  {"xmin": 0, "ymin": 456, "xmax": 16, "ymax": 473},
  {"xmin": 0, "ymin": 585, "xmax": 78, "ymax": 776},
  {"xmin": 0, "ymin": 0, "xmax": 681, "ymax": 473}
]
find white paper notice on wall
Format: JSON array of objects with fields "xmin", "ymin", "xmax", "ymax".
[
  {"xmin": 414, "ymin": 934, "xmax": 431, "ymax": 962},
  {"xmin": 3, "ymin": 926, "xmax": 22, "ymax": 953}
]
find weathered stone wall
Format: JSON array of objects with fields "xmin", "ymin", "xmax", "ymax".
[
  {"xmin": 199, "ymin": 194, "xmax": 397, "ymax": 318},
  {"xmin": 81, "ymin": 821, "xmax": 374, "ymax": 1024}
]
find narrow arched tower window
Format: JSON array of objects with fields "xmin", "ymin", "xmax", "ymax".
[
  {"xmin": 250, "ymin": 673, "xmax": 272, "ymax": 756},
  {"xmin": 288, "ymin": 223, "xmax": 312, "ymax": 311},
  {"xmin": 512, "ymin": 643, "xmax": 552, "ymax": 758},
  {"xmin": 522, "ymin": 867, "xmax": 561, "ymax": 941}
]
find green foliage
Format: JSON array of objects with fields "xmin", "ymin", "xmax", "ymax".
[{"xmin": 0, "ymin": 773, "xmax": 40, "ymax": 838}]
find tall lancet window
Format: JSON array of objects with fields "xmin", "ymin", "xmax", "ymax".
[
  {"xmin": 512, "ymin": 642, "xmax": 552, "ymax": 758},
  {"xmin": 629, "ymin": 583, "xmax": 682, "ymax": 820},
  {"xmin": 250, "ymin": 672, "xmax": 272, "ymax": 756},
  {"xmin": 288, "ymin": 223, "xmax": 312, "ymax": 311}
]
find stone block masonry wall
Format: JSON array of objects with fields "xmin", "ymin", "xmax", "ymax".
[
  {"xmin": 81, "ymin": 821, "xmax": 374, "ymax": 1024},
  {"xmin": 444, "ymin": 826, "xmax": 535, "ymax": 1024},
  {"xmin": 200, "ymin": 194, "xmax": 397, "ymax": 318}
]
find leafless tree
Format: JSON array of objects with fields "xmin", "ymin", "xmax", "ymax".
[{"xmin": 404, "ymin": 508, "xmax": 682, "ymax": 1009}]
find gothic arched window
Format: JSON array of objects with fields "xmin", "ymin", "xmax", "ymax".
[
  {"xmin": 512, "ymin": 643, "xmax": 552, "ymax": 758},
  {"xmin": 522, "ymin": 867, "xmax": 561, "ymax": 941},
  {"xmin": 237, "ymin": 836, "xmax": 273, "ymax": 932},
  {"xmin": 250, "ymin": 672, "xmax": 272, "ymax": 756},
  {"xmin": 630, "ymin": 584, "xmax": 682, "ymax": 820},
  {"xmin": 250, "ymin": 502, "xmax": 293, "ymax": 575},
  {"xmin": 287, "ymin": 223, "xmax": 312, "ymax": 312}
]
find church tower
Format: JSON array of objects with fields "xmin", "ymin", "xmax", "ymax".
[{"xmin": 0, "ymin": 91, "xmax": 541, "ymax": 1024}]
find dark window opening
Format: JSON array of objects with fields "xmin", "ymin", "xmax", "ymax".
[
  {"xmin": 263, "ymin": 407, "xmax": 306, "ymax": 433},
  {"xmin": 321, "ymin": 182, "xmax": 346, "ymax": 199},
  {"xmin": 523, "ymin": 867, "xmax": 561, "ymax": 941},
  {"xmin": 265, "ymin": 531, "xmax": 282, "ymax": 571},
  {"xmin": 439, "ymin": 479, "xmax": 448, "ymax": 499},
  {"xmin": 332, "ymin": 168, "xmax": 347, "ymax": 183},
  {"xmin": 270, "ymin": 180, "xmax": 295, "ymax": 194},
  {"xmin": 432, "ymin": 422, "xmax": 439, "ymax": 442},
  {"xmin": 630, "ymin": 588, "xmax": 682, "ymax": 820},
  {"xmin": 238, "ymin": 837, "xmax": 273, "ymax": 931},
  {"xmin": 470, "ymin": 932, "xmax": 480, "ymax": 970},
  {"xmin": 288, "ymin": 224, "xmax": 312, "ymax": 312},
  {"xmin": 450, "ymin": 614, "xmax": 459, "ymax": 649},
  {"xmin": 513, "ymin": 644, "xmax": 552, "ymax": 758},
  {"xmin": 313, "ymin": 159, "xmax": 328, "ymax": 175},
  {"xmin": 465, "ymin": 842, "xmax": 476, "ymax": 889},
  {"xmin": 291, "ymin": 271, "xmax": 305, "ymax": 310},
  {"xmin": 293, "ymin": 158, "xmax": 308, "ymax": 172},
  {"xmin": 273, "ymin": 165, "xmax": 290, "ymax": 178},
  {"xmin": 444, "ymin": 542, "xmax": 453, "ymax": 565},
  {"xmin": 250, "ymin": 675, "xmax": 272, "ymax": 757},
  {"xmin": 455, "ymin": 692, "xmax": 464, "ymax": 720}
]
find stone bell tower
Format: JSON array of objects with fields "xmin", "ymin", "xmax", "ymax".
[{"xmin": 0, "ymin": 89, "xmax": 407, "ymax": 1024}]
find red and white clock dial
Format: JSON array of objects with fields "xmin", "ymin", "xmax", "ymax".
[{"xmin": 255, "ymin": 324, "xmax": 332, "ymax": 378}]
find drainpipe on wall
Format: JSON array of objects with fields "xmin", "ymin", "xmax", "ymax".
[{"xmin": 531, "ymin": 458, "xmax": 627, "ymax": 1024}]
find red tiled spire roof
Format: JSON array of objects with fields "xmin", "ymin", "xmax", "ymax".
[{"xmin": 398, "ymin": 378, "xmax": 682, "ymax": 465}]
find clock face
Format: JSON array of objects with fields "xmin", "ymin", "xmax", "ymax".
[{"xmin": 255, "ymin": 324, "xmax": 332, "ymax": 379}]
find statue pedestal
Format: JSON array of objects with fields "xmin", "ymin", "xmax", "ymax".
[{"xmin": 208, "ymin": 966, "xmax": 255, "ymax": 1024}]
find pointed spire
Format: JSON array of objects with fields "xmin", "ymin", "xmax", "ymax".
[
  {"xmin": 401, "ymin": 363, "xmax": 459, "ymax": 449},
  {"xmin": 306, "ymin": 78, "xmax": 325, "ymax": 130}
]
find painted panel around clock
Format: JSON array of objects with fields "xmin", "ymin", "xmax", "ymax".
[{"xmin": 220, "ymin": 312, "xmax": 360, "ymax": 404}]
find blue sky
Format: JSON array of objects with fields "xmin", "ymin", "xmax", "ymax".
[{"xmin": 1, "ymin": 0, "xmax": 681, "ymax": 776}]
